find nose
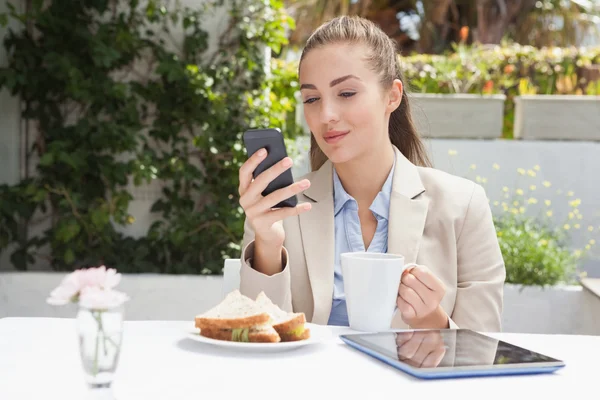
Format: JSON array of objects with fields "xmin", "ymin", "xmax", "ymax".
[{"xmin": 319, "ymin": 98, "xmax": 340, "ymax": 125}]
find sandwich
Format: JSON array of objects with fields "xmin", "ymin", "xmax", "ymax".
[
  {"xmin": 255, "ymin": 292, "xmax": 310, "ymax": 341},
  {"xmin": 194, "ymin": 290, "xmax": 280, "ymax": 343},
  {"xmin": 193, "ymin": 290, "xmax": 311, "ymax": 343}
]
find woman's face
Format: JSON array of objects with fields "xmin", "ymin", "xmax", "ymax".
[{"xmin": 298, "ymin": 42, "xmax": 402, "ymax": 166}]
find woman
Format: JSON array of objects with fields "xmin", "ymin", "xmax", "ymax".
[{"xmin": 237, "ymin": 16, "xmax": 505, "ymax": 331}]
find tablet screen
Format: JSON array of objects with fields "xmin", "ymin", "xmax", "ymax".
[{"xmin": 341, "ymin": 329, "xmax": 562, "ymax": 369}]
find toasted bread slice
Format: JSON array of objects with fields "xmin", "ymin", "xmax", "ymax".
[
  {"xmin": 195, "ymin": 290, "xmax": 271, "ymax": 330},
  {"xmin": 200, "ymin": 325, "xmax": 281, "ymax": 343},
  {"xmin": 255, "ymin": 292, "xmax": 311, "ymax": 341}
]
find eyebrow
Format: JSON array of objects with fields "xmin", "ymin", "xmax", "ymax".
[{"xmin": 300, "ymin": 74, "xmax": 360, "ymax": 90}]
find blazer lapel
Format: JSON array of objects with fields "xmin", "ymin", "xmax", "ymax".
[
  {"xmin": 299, "ymin": 161, "xmax": 335, "ymax": 325},
  {"xmin": 388, "ymin": 146, "xmax": 429, "ymax": 329}
]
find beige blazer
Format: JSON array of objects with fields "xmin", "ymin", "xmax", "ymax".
[{"xmin": 239, "ymin": 145, "xmax": 506, "ymax": 332}]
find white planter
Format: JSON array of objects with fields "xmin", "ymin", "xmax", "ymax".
[
  {"xmin": 514, "ymin": 95, "xmax": 600, "ymax": 140},
  {"xmin": 502, "ymin": 283, "xmax": 589, "ymax": 334},
  {"xmin": 409, "ymin": 93, "xmax": 506, "ymax": 139}
]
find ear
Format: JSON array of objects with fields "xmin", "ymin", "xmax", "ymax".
[{"xmin": 386, "ymin": 79, "xmax": 403, "ymax": 114}]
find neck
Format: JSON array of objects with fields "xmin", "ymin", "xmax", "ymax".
[{"xmin": 334, "ymin": 144, "xmax": 395, "ymax": 205}]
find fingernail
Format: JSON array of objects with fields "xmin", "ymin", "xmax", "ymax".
[
  {"xmin": 299, "ymin": 180, "xmax": 310, "ymax": 189},
  {"xmin": 282, "ymin": 158, "xmax": 292, "ymax": 167},
  {"xmin": 258, "ymin": 149, "xmax": 266, "ymax": 157},
  {"xmin": 302, "ymin": 203, "xmax": 312, "ymax": 211}
]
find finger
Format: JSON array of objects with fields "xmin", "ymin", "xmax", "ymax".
[
  {"xmin": 239, "ymin": 148, "xmax": 267, "ymax": 196},
  {"xmin": 397, "ymin": 332, "xmax": 425, "ymax": 362},
  {"xmin": 409, "ymin": 265, "xmax": 442, "ymax": 292},
  {"xmin": 244, "ymin": 157, "xmax": 294, "ymax": 200},
  {"xmin": 395, "ymin": 331, "xmax": 415, "ymax": 348},
  {"xmin": 396, "ymin": 295, "xmax": 416, "ymax": 321},
  {"xmin": 255, "ymin": 179, "xmax": 310, "ymax": 211},
  {"xmin": 399, "ymin": 283, "xmax": 426, "ymax": 316},
  {"xmin": 421, "ymin": 345, "xmax": 447, "ymax": 368},
  {"xmin": 411, "ymin": 334, "xmax": 436, "ymax": 368},
  {"xmin": 402, "ymin": 273, "xmax": 429, "ymax": 306},
  {"xmin": 259, "ymin": 202, "xmax": 312, "ymax": 228}
]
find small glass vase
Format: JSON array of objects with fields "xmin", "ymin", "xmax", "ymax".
[{"xmin": 76, "ymin": 304, "xmax": 124, "ymax": 388}]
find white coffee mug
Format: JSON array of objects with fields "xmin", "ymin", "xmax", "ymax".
[{"xmin": 341, "ymin": 252, "xmax": 417, "ymax": 332}]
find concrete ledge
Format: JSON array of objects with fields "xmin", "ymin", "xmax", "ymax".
[{"xmin": 2, "ymin": 272, "xmax": 600, "ymax": 335}]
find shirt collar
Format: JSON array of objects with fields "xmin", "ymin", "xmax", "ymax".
[{"xmin": 333, "ymin": 154, "xmax": 396, "ymax": 219}]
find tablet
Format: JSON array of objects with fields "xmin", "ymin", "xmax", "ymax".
[{"xmin": 339, "ymin": 329, "xmax": 565, "ymax": 379}]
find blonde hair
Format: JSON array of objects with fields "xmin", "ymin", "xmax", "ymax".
[{"xmin": 299, "ymin": 15, "xmax": 431, "ymax": 171}]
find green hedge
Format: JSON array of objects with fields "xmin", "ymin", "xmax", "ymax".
[{"xmin": 401, "ymin": 43, "xmax": 600, "ymax": 138}]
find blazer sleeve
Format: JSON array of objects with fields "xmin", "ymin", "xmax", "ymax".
[
  {"xmin": 238, "ymin": 218, "xmax": 294, "ymax": 312},
  {"xmin": 451, "ymin": 183, "xmax": 506, "ymax": 332}
]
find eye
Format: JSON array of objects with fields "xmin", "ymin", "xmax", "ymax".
[
  {"xmin": 340, "ymin": 92, "xmax": 356, "ymax": 98},
  {"xmin": 303, "ymin": 97, "xmax": 319, "ymax": 104}
]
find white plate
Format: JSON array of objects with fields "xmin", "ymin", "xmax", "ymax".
[{"xmin": 187, "ymin": 323, "xmax": 333, "ymax": 353}]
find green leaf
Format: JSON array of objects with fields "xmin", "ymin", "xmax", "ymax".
[{"xmin": 64, "ymin": 248, "xmax": 75, "ymax": 265}]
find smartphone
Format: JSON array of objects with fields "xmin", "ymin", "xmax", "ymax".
[{"xmin": 243, "ymin": 128, "xmax": 297, "ymax": 208}]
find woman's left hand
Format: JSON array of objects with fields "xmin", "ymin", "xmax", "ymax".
[{"xmin": 397, "ymin": 265, "xmax": 449, "ymax": 329}]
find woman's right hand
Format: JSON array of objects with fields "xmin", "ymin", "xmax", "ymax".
[{"xmin": 238, "ymin": 148, "xmax": 312, "ymax": 247}]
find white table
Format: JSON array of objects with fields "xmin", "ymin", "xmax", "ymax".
[{"xmin": 1, "ymin": 317, "xmax": 598, "ymax": 400}]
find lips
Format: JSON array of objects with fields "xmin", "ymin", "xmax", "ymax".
[{"xmin": 323, "ymin": 130, "xmax": 349, "ymax": 144}]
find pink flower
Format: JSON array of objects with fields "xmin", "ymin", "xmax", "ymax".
[
  {"xmin": 79, "ymin": 287, "xmax": 129, "ymax": 310},
  {"xmin": 46, "ymin": 265, "xmax": 124, "ymax": 306}
]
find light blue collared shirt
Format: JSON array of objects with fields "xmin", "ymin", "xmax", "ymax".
[{"xmin": 327, "ymin": 156, "xmax": 396, "ymax": 326}]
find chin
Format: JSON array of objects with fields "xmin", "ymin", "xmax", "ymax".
[{"xmin": 322, "ymin": 146, "xmax": 360, "ymax": 166}]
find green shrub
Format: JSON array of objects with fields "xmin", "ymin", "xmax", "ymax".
[
  {"xmin": 0, "ymin": 0, "xmax": 299, "ymax": 274},
  {"xmin": 453, "ymin": 156, "xmax": 599, "ymax": 287}
]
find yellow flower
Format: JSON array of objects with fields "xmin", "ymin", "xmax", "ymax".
[
  {"xmin": 470, "ymin": 164, "xmax": 477, "ymax": 170},
  {"xmin": 575, "ymin": 224, "xmax": 581, "ymax": 229},
  {"xmin": 574, "ymin": 209, "xmax": 580, "ymax": 215},
  {"xmin": 547, "ymin": 210, "xmax": 553, "ymax": 217},
  {"xmin": 590, "ymin": 239, "xmax": 596, "ymax": 245},
  {"xmin": 575, "ymin": 249, "xmax": 583, "ymax": 258},
  {"xmin": 527, "ymin": 170, "xmax": 536, "ymax": 177},
  {"xmin": 589, "ymin": 226, "xmax": 594, "ymax": 232},
  {"xmin": 497, "ymin": 231, "xmax": 503, "ymax": 237},
  {"xmin": 545, "ymin": 200, "xmax": 551, "ymax": 207},
  {"xmin": 503, "ymin": 187, "xmax": 509, "ymax": 193},
  {"xmin": 513, "ymin": 201, "xmax": 519, "ymax": 206},
  {"xmin": 586, "ymin": 244, "xmax": 592, "ymax": 251},
  {"xmin": 517, "ymin": 168, "xmax": 526, "ymax": 175},
  {"xmin": 493, "ymin": 163, "xmax": 500, "ymax": 170},
  {"xmin": 564, "ymin": 224, "xmax": 571, "ymax": 230},
  {"xmin": 502, "ymin": 204, "xmax": 509, "ymax": 211},
  {"xmin": 577, "ymin": 214, "xmax": 583, "ymax": 220},
  {"xmin": 516, "ymin": 189, "xmax": 524, "ymax": 196},
  {"xmin": 569, "ymin": 199, "xmax": 581, "ymax": 207},
  {"xmin": 534, "ymin": 165, "xmax": 541, "ymax": 171},
  {"xmin": 511, "ymin": 208, "xmax": 519, "ymax": 215},
  {"xmin": 126, "ymin": 216, "xmax": 135, "ymax": 224},
  {"xmin": 543, "ymin": 181, "xmax": 551, "ymax": 188},
  {"xmin": 567, "ymin": 191, "xmax": 574, "ymax": 197},
  {"xmin": 493, "ymin": 201, "xmax": 500, "ymax": 206},
  {"xmin": 476, "ymin": 175, "xmax": 482, "ymax": 182},
  {"xmin": 448, "ymin": 149, "xmax": 458, "ymax": 156},
  {"xmin": 530, "ymin": 185, "xmax": 536, "ymax": 191},
  {"xmin": 528, "ymin": 198, "xmax": 538, "ymax": 204},
  {"xmin": 519, "ymin": 207, "xmax": 525, "ymax": 214},
  {"xmin": 539, "ymin": 239, "xmax": 548, "ymax": 246},
  {"xmin": 569, "ymin": 212, "xmax": 575, "ymax": 219},
  {"xmin": 482, "ymin": 177, "xmax": 488, "ymax": 184}
]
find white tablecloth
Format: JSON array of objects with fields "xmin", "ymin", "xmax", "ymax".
[{"xmin": 1, "ymin": 317, "xmax": 597, "ymax": 400}]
